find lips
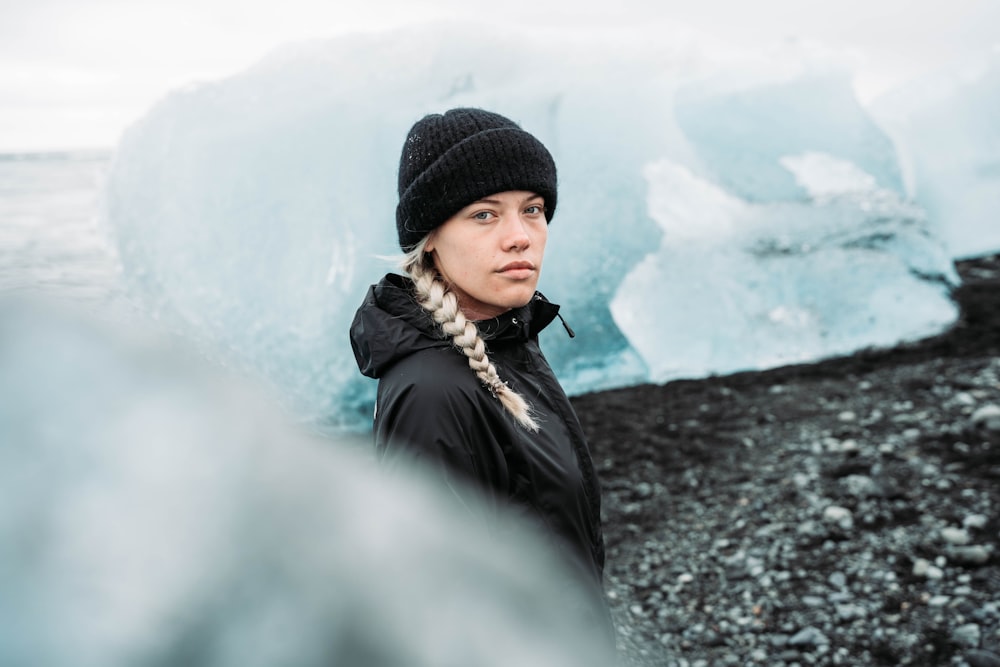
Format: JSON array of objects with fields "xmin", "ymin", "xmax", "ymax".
[
  {"xmin": 497, "ymin": 260, "xmax": 537, "ymax": 280},
  {"xmin": 499, "ymin": 261, "xmax": 535, "ymax": 272}
]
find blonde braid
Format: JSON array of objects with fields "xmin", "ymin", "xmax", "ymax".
[{"xmin": 401, "ymin": 240, "xmax": 539, "ymax": 432}]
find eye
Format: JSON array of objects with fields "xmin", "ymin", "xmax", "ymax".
[
  {"xmin": 524, "ymin": 204, "xmax": 545, "ymax": 216},
  {"xmin": 472, "ymin": 210, "xmax": 496, "ymax": 222}
]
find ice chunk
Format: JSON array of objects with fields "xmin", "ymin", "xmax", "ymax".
[
  {"xmin": 870, "ymin": 51, "xmax": 1000, "ymax": 258},
  {"xmin": 611, "ymin": 156, "xmax": 957, "ymax": 382},
  {"xmin": 675, "ymin": 71, "xmax": 905, "ymax": 201}
]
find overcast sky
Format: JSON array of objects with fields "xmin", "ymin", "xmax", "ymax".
[{"xmin": 1, "ymin": 0, "xmax": 997, "ymax": 152}]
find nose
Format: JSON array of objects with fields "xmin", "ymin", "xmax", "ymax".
[{"xmin": 501, "ymin": 214, "xmax": 531, "ymax": 251}]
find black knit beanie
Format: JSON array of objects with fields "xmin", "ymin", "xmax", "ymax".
[{"xmin": 395, "ymin": 108, "xmax": 557, "ymax": 251}]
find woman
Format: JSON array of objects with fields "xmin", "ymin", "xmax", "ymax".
[{"xmin": 350, "ymin": 108, "xmax": 612, "ymax": 644}]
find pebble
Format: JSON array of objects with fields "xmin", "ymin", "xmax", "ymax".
[
  {"xmin": 823, "ymin": 505, "xmax": 854, "ymax": 530},
  {"xmin": 971, "ymin": 404, "xmax": 1000, "ymax": 430},
  {"xmin": 841, "ymin": 474, "xmax": 878, "ymax": 498},
  {"xmin": 964, "ymin": 514, "xmax": 989, "ymax": 530},
  {"xmin": 941, "ymin": 527, "xmax": 972, "ymax": 545},
  {"xmin": 951, "ymin": 545, "xmax": 992, "ymax": 565},
  {"xmin": 952, "ymin": 623, "xmax": 982, "ymax": 648},
  {"xmin": 828, "ymin": 571, "xmax": 847, "ymax": 589},
  {"xmin": 955, "ymin": 391, "xmax": 977, "ymax": 406},
  {"xmin": 788, "ymin": 626, "xmax": 830, "ymax": 647},
  {"xmin": 913, "ymin": 558, "xmax": 944, "ymax": 579},
  {"xmin": 966, "ymin": 649, "xmax": 1000, "ymax": 667},
  {"xmin": 797, "ymin": 519, "xmax": 826, "ymax": 537},
  {"xmin": 836, "ymin": 603, "xmax": 867, "ymax": 620}
]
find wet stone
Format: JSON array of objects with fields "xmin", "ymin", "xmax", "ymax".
[
  {"xmin": 952, "ymin": 623, "xmax": 982, "ymax": 648},
  {"xmin": 941, "ymin": 527, "xmax": 972, "ymax": 545},
  {"xmin": 823, "ymin": 505, "xmax": 854, "ymax": 530},
  {"xmin": 971, "ymin": 404, "xmax": 1000, "ymax": 430},
  {"xmin": 788, "ymin": 626, "xmax": 830, "ymax": 647},
  {"xmin": 967, "ymin": 648, "xmax": 1000, "ymax": 667},
  {"xmin": 951, "ymin": 545, "xmax": 992, "ymax": 565},
  {"xmin": 836, "ymin": 603, "xmax": 867, "ymax": 621}
]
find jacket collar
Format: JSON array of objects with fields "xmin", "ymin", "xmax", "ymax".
[
  {"xmin": 476, "ymin": 292, "xmax": 561, "ymax": 342},
  {"xmin": 352, "ymin": 273, "xmax": 568, "ymax": 379}
]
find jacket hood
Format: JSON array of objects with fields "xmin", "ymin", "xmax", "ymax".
[{"xmin": 350, "ymin": 273, "xmax": 563, "ymax": 379}]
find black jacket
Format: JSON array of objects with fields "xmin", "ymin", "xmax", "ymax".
[{"xmin": 350, "ymin": 273, "xmax": 606, "ymax": 589}]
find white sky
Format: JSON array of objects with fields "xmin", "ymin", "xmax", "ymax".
[{"xmin": 1, "ymin": 0, "xmax": 997, "ymax": 152}]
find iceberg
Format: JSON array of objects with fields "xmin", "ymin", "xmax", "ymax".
[
  {"xmin": 103, "ymin": 23, "xmax": 965, "ymax": 431},
  {"xmin": 612, "ymin": 155, "xmax": 956, "ymax": 382},
  {"xmin": 870, "ymin": 51, "xmax": 1000, "ymax": 259}
]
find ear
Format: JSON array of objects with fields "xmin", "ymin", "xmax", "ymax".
[{"xmin": 424, "ymin": 231, "xmax": 437, "ymax": 253}]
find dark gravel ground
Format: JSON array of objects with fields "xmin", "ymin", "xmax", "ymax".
[{"xmin": 574, "ymin": 253, "xmax": 1000, "ymax": 667}]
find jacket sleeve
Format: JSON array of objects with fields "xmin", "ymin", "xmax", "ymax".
[{"xmin": 373, "ymin": 366, "xmax": 511, "ymax": 520}]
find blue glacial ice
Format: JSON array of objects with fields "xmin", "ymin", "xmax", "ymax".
[
  {"xmin": 0, "ymin": 298, "xmax": 615, "ymax": 667},
  {"xmin": 102, "ymin": 24, "xmax": 986, "ymax": 431},
  {"xmin": 612, "ymin": 154, "xmax": 956, "ymax": 382},
  {"xmin": 870, "ymin": 50, "xmax": 1000, "ymax": 259}
]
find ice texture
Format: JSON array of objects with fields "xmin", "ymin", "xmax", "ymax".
[
  {"xmin": 103, "ymin": 24, "xmax": 966, "ymax": 431},
  {"xmin": 871, "ymin": 51, "xmax": 1000, "ymax": 259},
  {"xmin": 0, "ymin": 298, "xmax": 613, "ymax": 667},
  {"xmin": 611, "ymin": 155, "xmax": 957, "ymax": 382}
]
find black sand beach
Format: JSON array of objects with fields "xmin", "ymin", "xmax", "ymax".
[{"xmin": 576, "ymin": 253, "xmax": 1000, "ymax": 666}]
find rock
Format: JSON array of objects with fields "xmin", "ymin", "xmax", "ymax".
[
  {"xmin": 823, "ymin": 505, "xmax": 854, "ymax": 530},
  {"xmin": 841, "ymin": 474, "xmax": 878, "ymax": 498},
  {"xmin": 797, "ymin": 519, "xmax": 827, "ymax": 537},
  {"xmin": 952, "ymin": 623, "xmax": 981, "ymax": 648},
  {"xmin": 788, "ymin": 626, "xmax": 829, "ymax": 647},
  {"xmin": 966, "ymin": 648, "xmax": 1000, "ymax": 667},
  {"xmin": 950, "ymin": 545, "xmax": 992, "ymax": 565},
  {"xmin": 941, "ymin": 527, "xmax": 972, "ymax": 545},
  {"xmin": 954, "ymin": 392, "xmax": 977, "ymax": 406},
  {"xmin": 828, "ymin": 571, "xmax": 847, "ymax": 589},
  {"xmin": 835, "ymin": 603, "xmax": 866, "ymax": 620},
  {"xmin": 971, "ymin": 404, "xmax": 1000, "ymax": 431},
  {"xmin": 963, "ymin": 514, "xmax": 989, "ymax": 530},
  {"xmin": 913, "ymin": 558, "xmax": 944, "ymax": 579}
]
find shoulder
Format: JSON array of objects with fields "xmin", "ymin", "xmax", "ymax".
[
  {"xmin": 378, "ymin": 347, "xmax": 490, "ymax": 412},
  {"xmin": 374, "ymin": 346, "xmax": 513, "ymax": 486}
]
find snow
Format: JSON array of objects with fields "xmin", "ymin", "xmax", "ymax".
[{"xmin": 102, "ymin": 23, "xmax": 994, "ymax": 430}]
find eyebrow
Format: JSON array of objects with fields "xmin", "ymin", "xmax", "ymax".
[{"xmin": 472, "ymin": 194, "xmax": 543, "ymax": 206}]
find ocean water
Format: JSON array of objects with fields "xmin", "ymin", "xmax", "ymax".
[{"xmin": 0, "ymin": 151, "xmax": 122, "ymax": 305}]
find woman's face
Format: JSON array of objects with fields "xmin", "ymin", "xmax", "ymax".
[{"xmin": 425, "ymin": 190, "xmax": 548, "ymax": 321}]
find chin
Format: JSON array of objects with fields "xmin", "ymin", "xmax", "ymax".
[{"xmin": 506, "ymin": 288, "xmax": 537, "ymax": 309}]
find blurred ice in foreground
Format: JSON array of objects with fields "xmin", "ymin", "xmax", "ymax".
[{"xmin": 0, "ymin": 299, "xmax": 614, "ymax": 667}]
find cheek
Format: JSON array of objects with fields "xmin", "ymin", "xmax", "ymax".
[{"xmin": 535, "ymin": 226, "xmax": 549, "ymax": 253}]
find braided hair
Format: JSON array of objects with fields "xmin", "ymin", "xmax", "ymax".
[{"xmin": 400, "ymin": 238, "xmax": 539, "ymax": 432}]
